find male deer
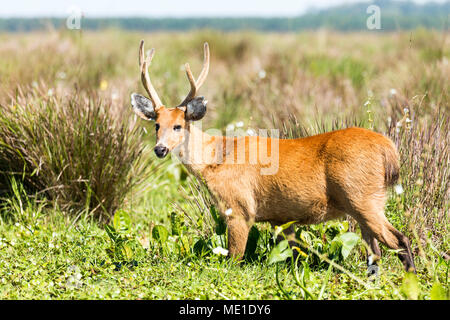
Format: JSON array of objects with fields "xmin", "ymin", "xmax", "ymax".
[{"xmin": 130, "ymin": 40, "xmax": 416, "ymax": 274}]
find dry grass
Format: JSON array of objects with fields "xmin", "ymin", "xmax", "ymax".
[
  {"xmin": 0, "ymin": 88, "xmax": 152, "ymax": 222},
  {"xmin": 0, "ymin": 28, "xmax": 448, "ymax": 244}
]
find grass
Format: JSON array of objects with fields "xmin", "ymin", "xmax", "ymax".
[
  {"xmin": 0, "ymin": 175, "xmax": 447, "ymax": 300},
  {"xmin": 0, "ymin": 93, "xmax": 151, "ymax": 222},
  {"xmin": 0, "ymin": 28, "xmax": 448, "ymax": 300}
]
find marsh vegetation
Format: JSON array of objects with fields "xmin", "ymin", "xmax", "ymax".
[{"xmin": 0, "ymin": 29, "xmax": 448, "ymax": 299}]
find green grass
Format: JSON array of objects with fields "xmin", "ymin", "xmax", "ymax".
[
  {"xmin": 0, "ymin": 29, "xmax": 448, "ymax": 300},
  {"xmin": 0, "ymin": 173, "xmax": 447, "ymax": 300}
]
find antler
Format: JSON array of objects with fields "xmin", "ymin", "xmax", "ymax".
[
  {"xmin": 139, "ymin": 40, "xmax": 163, "ymax": 109},
  {"xmin": 178, "ymin": 42, "xmax": 210, "ymax": 107}
]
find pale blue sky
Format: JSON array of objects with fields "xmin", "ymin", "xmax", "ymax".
[{"xmin": 0, "ymin": 0, "xmax": 446, "ymax": 17}]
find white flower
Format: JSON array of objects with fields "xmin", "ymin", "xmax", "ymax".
[
  {"xmin": 394, "ymin": 184, "xmax": 404, "ymax": 195},
  {"xmin": 225, "ymin": 208, "xmax": 232, "ymax": 216},
  {"xmin": 258, "ymin": 70, "xmax": 266, "ymax": 79},
  {"xmin": 226, "ymin": 123, "xmax": 235, "ymax": 131},
  {"xmin": 247, "ymin": 128, "xmax": 256, "ymax": 136},
  {"xmin": 52, "ymin": 232, "xmax": 58, "ymax": 238},
  {"xmin": 111, "ymin": 92, "xmax": 119, "ymax": 100},
  {"xmin": 235, "ymin": 121, "xmax": 244, "ymax": 128},
  {"xmin": 47, "ymin": 88, "xmax": 54, "ymax": 96},
  {"xmin": 212, "ymin": 246, "xmax": 229, "ymax": 256},
  {"xmin": 49, "ymin": 243, "xmax": 55, "ymax": 248},
  {"xmin": 389, "ymin": 88, "xmax": 397, "ymax": 97}
]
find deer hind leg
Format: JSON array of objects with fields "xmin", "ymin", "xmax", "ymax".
[
  {"xmin": 360, "ymin": 226, "xmax": 382, "ymax": 276},
  {"xmin": 353, "ymin": 205, "xmax": 416, "ymax": 273}
]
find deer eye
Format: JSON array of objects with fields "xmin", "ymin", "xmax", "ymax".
[
  {"xmin": 173, "ymin": 125, "xmax": 182, "ymax": 132},
  {"xmin": 155, "ymin": 123, "xmax": 160, "ymax": 131}
]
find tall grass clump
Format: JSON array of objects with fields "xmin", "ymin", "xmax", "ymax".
[
  {"xmin": 387, "ymin": 106, "xmax": 449, "ymax": 253},
  {"xmin": 0, "ymin": 92, "xmax": 150, "ymax": 222}
]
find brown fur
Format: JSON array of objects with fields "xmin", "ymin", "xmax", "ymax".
[
  {"xmin": 132, "ymin": 41, "xmax": 415, "ymax": 272},
  {"xmin": 174, "ymin": 124, "xmax": 415, "ymax": 272}
]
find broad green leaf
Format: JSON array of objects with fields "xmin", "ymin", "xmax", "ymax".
[
  {"xmin": 298, "ymin": 230, "xmax": 314, "ymax": 245},
  {"xmin": 430, "ymin": 282, "xmax": 447, "ymax": 300},
  {"xmin": 121, "ymin": 243, "xmax": 133, "ymax": 260},
  {"xmin": 401, "ymin": 272, "xmax": 420, "ymax": 300},
  {"xmin": 268, "ymin": 240, "xmax": 293, "ymax": 265},
  {"xmin": 113, "ymin": 210, "xmax": 131, "ymax": 234},
  {"xmin": 152, "ymin": 225, "xmax": 169, "ymax": 244},
  {"xmin": 337, "ymin": 232, "xmax": 359, "ymax": 260}
]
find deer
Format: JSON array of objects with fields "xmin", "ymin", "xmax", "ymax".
[{"xmin": 130, "ymin": 40, "xmax": 416, "ymax": 274}]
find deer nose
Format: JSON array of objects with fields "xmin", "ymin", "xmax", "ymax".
[{"xmin": 154, "ymin": 145, "xmax": 169, "ymax": 158}]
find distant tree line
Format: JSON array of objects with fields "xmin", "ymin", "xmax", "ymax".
[{"xmin": 0, "ymin": 0, "xmax": 448, "ymax": 32}]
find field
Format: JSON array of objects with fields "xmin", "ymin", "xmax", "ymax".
[{"xmin": 0, "ymin": 29, "xmax": 448, "ymax": 300}]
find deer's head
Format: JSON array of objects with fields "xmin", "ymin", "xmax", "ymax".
[{"xmin": 131, "ymin": 40, "xmax": 209, "ymax": 158}]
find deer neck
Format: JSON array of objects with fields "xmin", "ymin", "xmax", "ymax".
[{"xmin": 177, "ymin": 122, "xmax": 221, "ymax": 178}]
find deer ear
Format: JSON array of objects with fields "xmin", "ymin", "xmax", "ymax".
[
  {"xmin": 131, "ymin": 93, "xmax": 157, "ymax": 121},
  {"xmin": 185, "ymin": 96, "xmax": 207, "ymax": 121}
]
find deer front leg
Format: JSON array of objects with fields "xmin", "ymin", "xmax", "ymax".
[{"xmin": 227, "ymin": 214, "xmax": 251, "ymax": 260}]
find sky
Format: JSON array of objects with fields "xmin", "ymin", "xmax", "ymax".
[{"xmin": 0, "ymin": 0, "xmax": 446, "ymax": 18}]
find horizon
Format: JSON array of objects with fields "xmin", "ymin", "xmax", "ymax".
[{"xmin": 0, "ymin": 0, "xmax": 448, "ymax": 18}]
